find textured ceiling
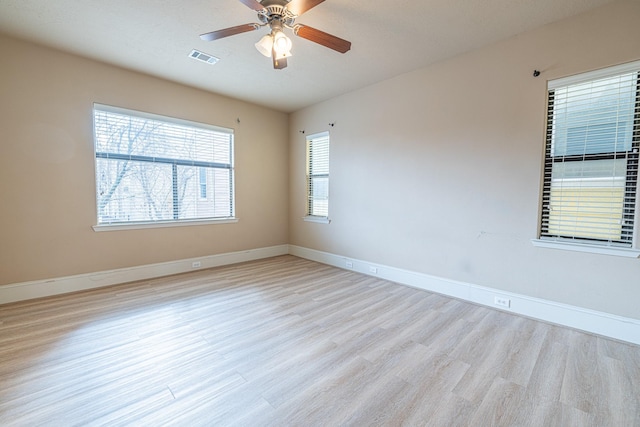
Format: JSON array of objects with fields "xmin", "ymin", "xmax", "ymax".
[{"xmin": 0, "ymin": 0, "xmax": 615, "ymax": 112}]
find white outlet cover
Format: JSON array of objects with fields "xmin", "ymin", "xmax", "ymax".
[{"xmin": 494, "ymin": 296, "xmax": 511, "ymax": 308}]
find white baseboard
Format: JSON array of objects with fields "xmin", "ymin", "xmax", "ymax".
[
  {"xmin": 0, "ymin": 245, "xmax": 289, "ymax": 305},
  {"xmin": 3, "ymin": 243, "xmax": 638, "ymax": 345},
  {"xmin": 289, "ymin": 245, "xmax": 640, "ymax": 345}
]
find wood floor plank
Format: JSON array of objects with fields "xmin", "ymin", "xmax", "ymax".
[
  {"xmin": 527, "ymin": 401, "xmax": 596, "ymax": 427},
  {"xmin": 593, "ymin": 355, "xmax": 640, "ymax": 426},
  {"xmin": 424, "ymin": 392, "xmax": 478, "ymax": 427},
  {"xmin": 525, "ymin": 335, "xmax": 569, "ymax": 403},
  {"xmin": 560, "ymin": 331, "xmax": 603, "ymax": 414},
  {"xmin": 0, "ymin": 255, "xmax": 638, "ymax": 426},
  {"xmin": 468, "ymin": 377, "xmax": 528, "ymax": 426}
]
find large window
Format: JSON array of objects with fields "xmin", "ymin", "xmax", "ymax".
[
  {"xmin": 306, "ymin": 132, "xmax": 330, "ymax": 219},
  {"xmin": 93, "ymin": 104, "xmax": 234, "ymax": 226},
  {"xmin": 539, "ymin": 62, "xmax": 639, "ymax": 248}
]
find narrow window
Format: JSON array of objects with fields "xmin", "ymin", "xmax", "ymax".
[
  {"xmin": 93, "ymin": 104, "xmax": 234, "ymax": 225},
  {"xmin": 539, "ymin": 62, "xmax": 639, "ymax": 247},
  {"xmin": 306, "ymin": 132, "xmax": 330, "ymax": 219}
]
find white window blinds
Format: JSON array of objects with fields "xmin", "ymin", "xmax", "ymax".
[
  {"xmin": 306, "ymin": 132, "xmax": 330, "ymax": 218},
  {"xmin": 540, "ymin": 61, "xmax": 640, "ymax": 247},
  {"xmin": 93, "ymin": 104, "xmax": 234, "ymax": 225}
]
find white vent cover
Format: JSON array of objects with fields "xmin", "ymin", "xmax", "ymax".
[{"xmin": 189, "ymin": 49, "xmax": 219, "ymax": 65}]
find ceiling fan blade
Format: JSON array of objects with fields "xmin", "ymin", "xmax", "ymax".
[
  {"xmin": 286, "ymin": 0, "xmax": 325, "ymax": 16},
  {"xmin": 200, "ymin": 23, "xmax": 259, "ymax": 41},
  {"xmin": 237, "ymin": 0, "xmax": 266, "ymax": 12},
  {"xmin": 293, "ymin": 24, "xmax": 351, "ymax": 53},
  {"xmin": 272, "ymin": 49, "xmax": 288, "ymax": 69}
]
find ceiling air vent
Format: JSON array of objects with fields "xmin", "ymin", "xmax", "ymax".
[{"xmin": 189, "ymin": 49, "xmax": 219, "ymax": 65}]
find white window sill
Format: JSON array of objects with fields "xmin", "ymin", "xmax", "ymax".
[
  {"xmin": 93, "ymin": 218, "xmax": 238, "ymax": 232},
  {"xmin": 303, "ymin": 216, "xmax": 331, "ymax": 224},
  {"xmin": 531, "ymin": 239, "xmax": 640, "ymax": 258}
]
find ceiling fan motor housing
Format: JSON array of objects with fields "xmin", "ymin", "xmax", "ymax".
[{"xmin": 258, "ymin": 5, "xmax": 296, "ymax": 27}]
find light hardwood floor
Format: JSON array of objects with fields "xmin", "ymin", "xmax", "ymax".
[{"xmin": 1, "ymin": 255, "xmax": 639, "ymax": 426}]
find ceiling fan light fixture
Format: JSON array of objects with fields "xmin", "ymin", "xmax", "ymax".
[
  {"xmin": 255, "ymin": 34, "xmax": 273, "ymax": 57},
  {"xmin": 272, "ymin": 30, "xmax": 292, "ymax": 56},
  {"xmin": 273, "ymin": 49, "xmax": 292, "ymax": 61}
]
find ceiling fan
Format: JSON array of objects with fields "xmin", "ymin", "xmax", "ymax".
[{"xmin": 200, "ymin": 0, "xmax": 351, "ymax": 69}]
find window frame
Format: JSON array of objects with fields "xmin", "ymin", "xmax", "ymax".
[
  {"xmin": 92, "ymin": 104, "xmax": 235, "ymax": 231},
  {"xmin": 304, "ymin": 131, "xmax": 331, "ymax": 223},
  {"xmin": 532, "ymin": 61, "xmax": 640, "ymax": 258}
]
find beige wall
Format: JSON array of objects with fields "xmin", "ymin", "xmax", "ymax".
[
  {"xmin": 289, "ymin": 0, "xmax": 640, "ymax": 319},
  {"xmin": 0, "ymin": 35, "xmax": 289, "ymax": 285}
]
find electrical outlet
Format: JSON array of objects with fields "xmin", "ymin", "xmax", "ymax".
[
  {"xmin": 192, "ymin": 261, "xmax": 201, "ymax": 268},
  {"xmin": 369, "ymin": 266, "xmax": 378, "ymax": 274},
  {"xmin": 345, "ymin": 260, "xmax": 353, "ymax": 269},
  {"xmin": 494, "ymin": 296, "xmax": 511, "ymax": 308}
]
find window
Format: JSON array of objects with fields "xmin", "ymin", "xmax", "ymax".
[
  {"xmin": 93, "ymin": 104, "xmax": 234, "ymax": 226},
  {"xmin": 538, "ymin": 61, "xmax": 639, "ymax": 249},
  {"xmin": 305, "ymin": 132, "xmax": 330, "ymax": 220}
]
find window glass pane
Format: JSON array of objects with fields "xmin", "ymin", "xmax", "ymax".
[
  {"xmin": 177, "ymin": 165, "xmax": 198, "ymax": 219},
  {"xmin": 96, "ymin": 159, "xmax": 173, "ymax": 222},
  {"xmin": 309, "ymin": 142, "xmax": 329, "ymax": 175},
  {"xmin": 310, "ymin": 177, "xmax": 329, "ymax": 199},
  {"xmin": 211, "ymin": 168, "xmax": 233, "ymax": 218},
  {"xmin": 311, "ymin": 200, "xmax": 329, "ymax": 218},
  {"xmin": 551, "ymin": 74, "xmax": 636, "ymax": 157},
  {"xmin": 548, "ymin": 159, "xmax": 626, "ymax": 241},
  {"xmin": 309, "ymin": 176, "xmax": 329, "ymax": 217}
]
